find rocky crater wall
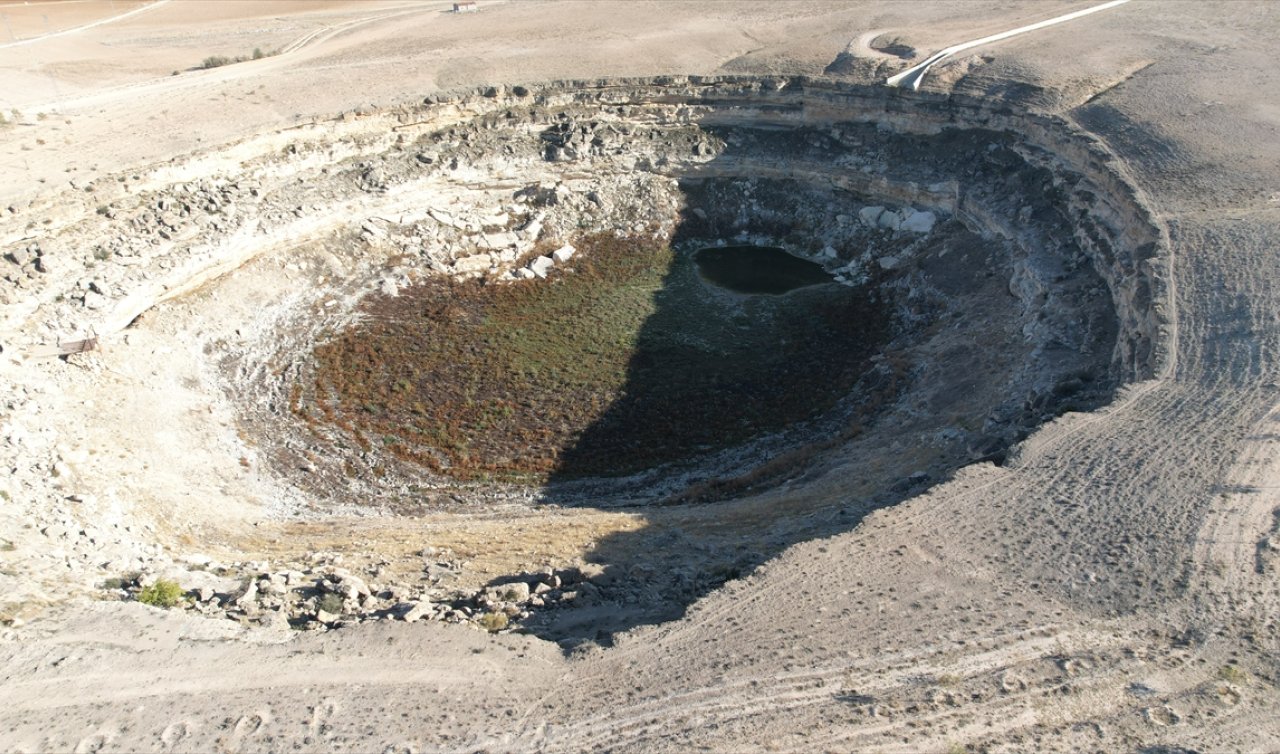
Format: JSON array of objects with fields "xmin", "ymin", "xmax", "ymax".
[{"xmin": 1, "ymin": 76, "xmax": 1167, "ymax": 379}]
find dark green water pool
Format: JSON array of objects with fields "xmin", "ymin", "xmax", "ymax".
[{"xmin": 694, "ymin": 245, "xmax": 833, "ymax": 295}]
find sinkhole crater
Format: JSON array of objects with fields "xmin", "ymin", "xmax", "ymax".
[
  {"xmin": 221, "ymin": 76, "xmax": 1163, "ymax": 521},
  {"xmin": 30, "ymin": 75, "xmax": 1168, "ymax": 641}
]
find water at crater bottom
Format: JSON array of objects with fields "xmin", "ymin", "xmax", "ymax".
[{"xmin": 694, "ymin": 245, "xmax": 834, "ymax": 295}]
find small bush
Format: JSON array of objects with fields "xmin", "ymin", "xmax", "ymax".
[
  {"xmin": 137, "ymin": 579, "xmax": 185, "ymax": 608},
  {"xmin": 478, "ymin": 612, "xmax": 509, "ymax": 633},
  {"xmin": 197, "ymin": 47, "xmax": 278, "ymax": 70},
  {"xmin": 198, "ymin": 55, "xmax": 233, "ymax": 70},
  {"xmin": 1219, "ymin": 664, "xmax": 1248, "ymax": 684},
  {"xmin": 316, "ymin": 592, "xmax": 344, "ymax": 615}
]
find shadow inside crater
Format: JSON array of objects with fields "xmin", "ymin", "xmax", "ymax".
[
  {"xmin": 481, "ymin": 165, "xmax": 913, "ymax": 648},
  {"xmin": 542, "ymin": 213, "xmax": 894, "ymax": 486}
]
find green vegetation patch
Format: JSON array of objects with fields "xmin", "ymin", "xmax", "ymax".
[
  {"xmin": 137, "ymin": 579, "xmax": 185, "ymax": 608},
  {"xmin": 299, "ymin": 232, "xmax": 888, "ymax": 481}
]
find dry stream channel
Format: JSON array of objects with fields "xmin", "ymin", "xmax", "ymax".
[{"xmin": 0, "ymin": 76, "xmax": 1166, "ymax": 646}]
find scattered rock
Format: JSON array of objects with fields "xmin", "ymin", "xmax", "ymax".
[
  {"xmin": 490, "ymin": 581, "xmax": 530, "ymax": 603},
  {"xmin": 877, "ymin": 211, "xmax": 902, "ymax": 231},
  {"xmin": 482, "ymin": 231, "xmax": 518, "ymax": 250},
  {"xmin": 398, "ymin": 601, "xmax": 433, "ymax": 623},
  {"xmin": 900, "ymin": 210, "xmax": 937, "ymax": 233},
  {"xmin": 529, "ymin": 256, "xmax": 555, "ymax": 278},
  {"xmin": 858, "ymin": 206, "xmax": 885, "ymax": 226},
  {"xmin": 232, "ymin": 580, "xmax": 259, "ymax": 609},
  {"xmin": 1143, "ymin": 705, "xmax": 1182, "ymax": 727},
  {"xmin": 453, "ymin": 253, "xmax": 493, "ymax": 275}
]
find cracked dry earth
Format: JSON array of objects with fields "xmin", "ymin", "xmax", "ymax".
[{"xmin": 0, "ymin": 2, "xmax": 1278, "ymax": 752}]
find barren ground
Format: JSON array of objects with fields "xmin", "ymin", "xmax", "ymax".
[{"xmin": 1, "ymin": 1, "xmax": 1279, "ymax": 752}]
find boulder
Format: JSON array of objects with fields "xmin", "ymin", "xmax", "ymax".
[
  {"xmin": 323, "ymin": 571, "xmax": 371, "ymax": 600},
  {"xmin": 858, "ymin": 206, "xmax": 885, "ymax": 227},
  {"xmin": 900, "ymin": 210, "xmax": 937, "ymax": 233},
  {"xmin": 551, "ymin": 244, "xmax": 576, "ymax": 263},
  {"xmin": 398, "ymin": 601, "xmax": 433, "ymax": 623},
  {"xmin": 481, "ymin": 231, "xmax": 518, "ymax": 250},
  {"xmin": 336, "ymin": 573, "xmax": 371, "ymax": 599},
  {"xmin": 231, "ymin": 580, "xmax": 259, "ymax": 609},
  {"xmin": 877, "ymin": 211, "xmax": 902, "ymax": 231},
  {"xmin": 257, "ymin": 574, "xmax": 287, "ymax": 596},
  {"xmin": 452, "ymin": 253, "xmax": 492, "ymax": 275},
  {"xmin": 257, "ymin": 608, "xmax": 290, "ymax": 631},
  {"xmin": 489, "ymin": 582, "xmax": 530, "ymax": 603},
  {"xmin": 529, "ymin": 256, "xmax": 555, "ymax": 278},
  {"xmin": 518, "ymin": 215, "xmax": 544, "ymax": 241}
]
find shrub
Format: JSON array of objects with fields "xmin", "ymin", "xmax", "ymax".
[
  {"xmin": 197, "ymin": 47, "xmax": 278, "ymax": 70},
  {"xmin": 478, "ymin": 612, "xmax": 509, "ymax": 633},
  {"xmin": 137, "ymin": 579, "xmax": 185, "ymax": 608},
  {"xmin": 198, "ymin": 55, "xmax": 234, "ymax": 70},
  {"xmin": 316, "ymin": 592, "xmax": 344, "ymax": 615}
]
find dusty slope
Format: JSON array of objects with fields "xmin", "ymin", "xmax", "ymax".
[{"xmin": 1, "ymin": 1, "xmax": 1279, "ymax": 752}]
